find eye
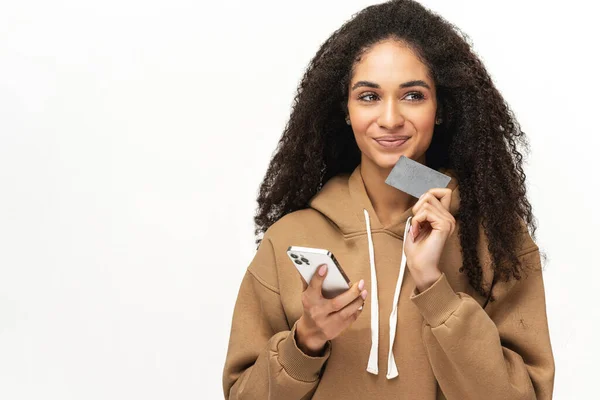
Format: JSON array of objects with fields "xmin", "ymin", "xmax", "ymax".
[
  {"xmin": 357, "ymin": 91, "xmax": 425, "ymax": 102},
  {"xmin": 405, "ymin": 92, "xmax": 425, "ymax": 101},
  {"xmin": 358, "ymin": 92, "xmax": 379, "ymax": 102}
]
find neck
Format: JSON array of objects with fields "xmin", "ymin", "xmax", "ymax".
[{"xmin": 360, "ymin": 154, "xmax": 424, "ymax": 226}]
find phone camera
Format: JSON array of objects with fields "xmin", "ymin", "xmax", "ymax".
[
  {"xmin": 290, "ymin": 253, "xmax": 299, "ymax": 259},
  {"xmin": 294, "ymin": 259, "xmax": 302, "ymax": 265},
  {"xmin": 301, "ymin": 257, "xmax": 309, "ymax": 263}
]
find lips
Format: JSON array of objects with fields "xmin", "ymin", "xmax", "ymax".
[
  {"xmin": 374, "ymin": 136, "xmax": 411, "ymax": 141},
  {"xmin": 373, "ymin": 136, "xmax": 411, "ymax": 148}
]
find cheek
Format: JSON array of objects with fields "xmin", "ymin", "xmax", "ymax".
[
  {"xmin": 407, "ymin": 106, "xmax": 436, "ymax": 128},
  {"xmin": 351, "ymin": 123, "xmax": 373, "ymax": 154},
  {"xmin": 348, "ymin": 108, "xmax": 377, "ymax": 132},
  {"xmin": 353, "ymin": 118, "xmax": 373, "ymax": 134}
]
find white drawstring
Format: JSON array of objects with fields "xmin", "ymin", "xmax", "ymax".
[
  {"xmin": 364, "ymin": 209, "xmax": 379, "ymax": 375},
  {"xmin": 363, "ymin": 209, "xmax": 413, "ymax": 380},
  {"xmin": 386, "ymin": 216, "xmax": 412, "ymax": 379}
]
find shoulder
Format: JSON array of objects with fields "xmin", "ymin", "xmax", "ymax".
[
  {"xmin": 265, "ymin": 208, "xmax": 334, "ymax": 244},
  {"xmin": 471, "ymin": 216, "xmax": 540, "ymax": 265},
  {"xmin": 249, "ymin": 208, "xmax": 331, "ymax": 288}
]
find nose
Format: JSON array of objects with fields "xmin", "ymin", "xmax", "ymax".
[{"xmin": 377, "ymin": 98, "xmax": 405, "ymax": 130}]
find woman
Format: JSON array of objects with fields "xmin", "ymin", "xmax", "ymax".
[{"xmin": 222, "ymin": 0, "xmax": 555, "ymax": 398}]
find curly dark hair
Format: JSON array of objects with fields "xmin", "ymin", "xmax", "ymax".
[{"xmin": 253, "ymin": 0, "xmax": 542, "ymax": 302}]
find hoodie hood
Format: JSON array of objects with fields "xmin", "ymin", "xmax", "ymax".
[
  {"xmin": 309, "ymin": 164, "xmax": 460, "ymax": 238},
  {"xmin": 308, "ymin": 163, "xmax": 460, "ymax": 379}
]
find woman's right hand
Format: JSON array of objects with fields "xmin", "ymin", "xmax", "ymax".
[{"xmin": 295, "ymin": 264, "xmax": 368, "ymax": 356}]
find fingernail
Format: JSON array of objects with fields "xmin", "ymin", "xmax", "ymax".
[
  {"xmin": 358, "ymin": 305, "xmax": 363, "ymax": 311},
  {"xmin": 361, "ymin": 290, "xmax": 367, "ymax": 300},
  {"xmin": 358, "ymin": 279, "xmax": 364, "ymax": 291},
  {"xmin": 318, "ymin": 264, "xmax": 327, "ymax": 276}
]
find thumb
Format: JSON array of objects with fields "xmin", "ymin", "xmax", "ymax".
[{"xmin": 309, "ymin": 264, "xmax": 327, "ymax": 295}]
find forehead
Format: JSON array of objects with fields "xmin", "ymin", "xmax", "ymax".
[{"xmin": 351, "ymin": 40, "xmax": 432, "ymax": 84}]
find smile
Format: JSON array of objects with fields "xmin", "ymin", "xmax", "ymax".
[{"xmin": 373, "ymin": 137, "xmax": 410, "ymax": 148}]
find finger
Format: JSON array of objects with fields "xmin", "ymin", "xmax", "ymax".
[
  {"xmin": 336, "ymin": 292, "xmax": 366, "ymax": 321},
  {"xmin": 327, "ymin": 279, "xmax": 366, "ymax": 314},
  {"xmin": 416, "ymin": 201, "xmax": 456, "ymax": 235},
  {"xmin": 308, "ymin": 264, "xmax": 328, "ymax": 296},
  {"xmin": 412, "ymin": 188, "xmax": 452, "ymax": 213},
  {"xmin": 411, "ymin": 207, "xmax": 443, "ymax": 239},
  {"xmin": 411, "ymin": 208, "xmax": 429, "ymax": 239},
  {"xmin": 418, "ymin": 195, "xmax": 449, "ymax": 217},
  {"xmin": 411, "ymin": 207, "xmax": 453, "ymax": 239}
]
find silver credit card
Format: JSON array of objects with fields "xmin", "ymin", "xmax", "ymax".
[{"xmin": 385, "ymin": 156, "xmax": 451, "ymax": 198}]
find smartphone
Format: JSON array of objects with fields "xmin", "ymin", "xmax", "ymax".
[{"xmin": 287, "ymin": 246, "xmax": 351, "ymax": 299}]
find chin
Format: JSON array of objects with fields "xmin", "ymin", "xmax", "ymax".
[
  {"xmin": 359, "ymin": 136, "xmax": 429, "ymax": 170},
  {"xmin": 382, "ymin": 147, "xmax": 416, "ymax": 162},
  {"xmin": 371, "ymin": 152, "xmax": 408, "ymax": 170}
]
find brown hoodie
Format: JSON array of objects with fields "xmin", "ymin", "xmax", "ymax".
[{"xmin": 222, "ymin": 164, "xmax": 555, "ymax": 399}]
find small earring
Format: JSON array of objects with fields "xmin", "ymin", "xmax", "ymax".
[
  {"xmin": 435, "ymin": 117, "xmax": 443, "ymax": 125},
  {"xmin": 345, "ymin": 116, "xmax": 351, "ymax": 125}
]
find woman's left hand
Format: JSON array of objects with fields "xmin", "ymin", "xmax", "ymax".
[{"xmin": 404, "ymin": 188, "xmax": 456, "ymax": 292}]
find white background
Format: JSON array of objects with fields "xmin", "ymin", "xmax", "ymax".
[{"xmin": 1, "ymin": 0, "xmax": 598, "ymax": 398}]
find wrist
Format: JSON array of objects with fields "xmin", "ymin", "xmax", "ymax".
[
  {"xmin": 413, "ymin": 269, "xmax": 442, "ymax": 293},
  {"xmin": 295, "ymin": 318, "xmax": 327, "ymax": 356}
]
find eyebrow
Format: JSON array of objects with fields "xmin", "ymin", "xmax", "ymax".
[{"xmin": 351, "ymin": 80, "xmax": 431, "ymax": 91}]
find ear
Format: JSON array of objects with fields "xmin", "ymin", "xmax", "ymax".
[{"xmin": 341, "ymin": 102, "xmax": 350, "ymax": 125}]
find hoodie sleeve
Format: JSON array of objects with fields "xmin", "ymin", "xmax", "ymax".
[
  {"xmin": 222, "ymin": 233, "xmax": 332, "ymax": 400},
  {"xmin": 409, "ymin": 235, "xmax": 555, "ymax": 400}
]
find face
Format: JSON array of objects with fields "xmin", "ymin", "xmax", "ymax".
[{"xmin": 346, "ymin": 39, "xmax": 438, "ymax": 170}]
